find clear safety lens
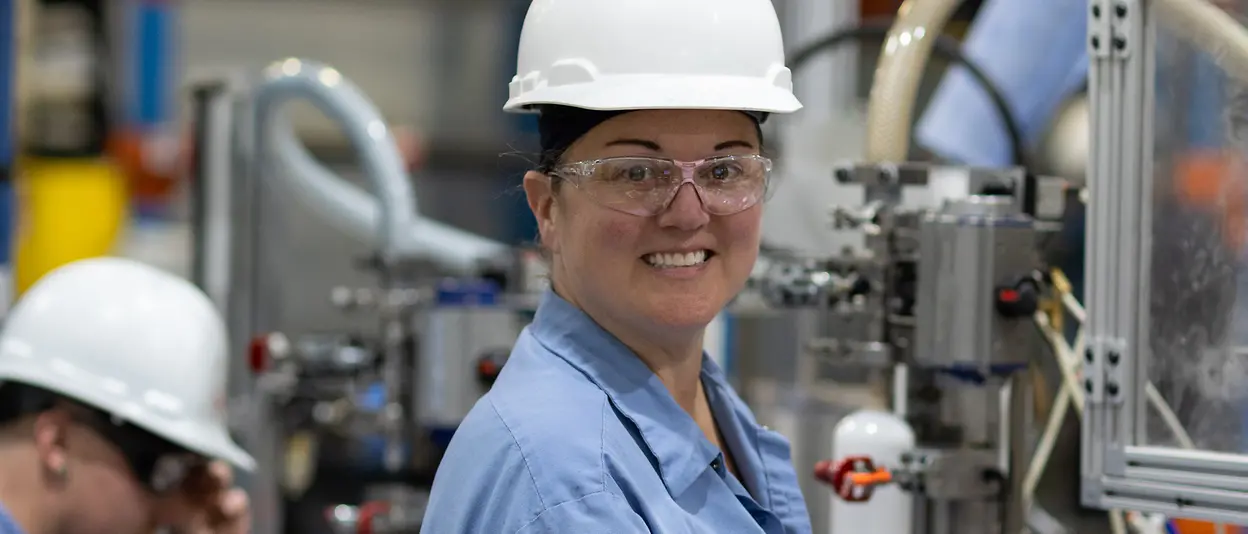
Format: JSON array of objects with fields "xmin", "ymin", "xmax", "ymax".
[{"xmin": 555, "ymin": 155, "xmax": 772, "ymax": 216}]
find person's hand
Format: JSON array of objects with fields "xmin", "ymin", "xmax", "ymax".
[{"xmin": 157, "ymin": 461, "xmax": 251, "ymax": 534}]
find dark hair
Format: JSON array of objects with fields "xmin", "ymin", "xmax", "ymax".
[
  {"xmin": 0, "ymin": 381, "xmax": 58, "ymax": 428},
  {"xmin": 534, "ymin": 105, "xmax": 769, "ymax": 181}
]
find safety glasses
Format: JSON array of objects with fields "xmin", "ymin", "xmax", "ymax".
[
  {"xmin": 72, "ymin": 410, "xmax": 207, "ymax": 495},
  {"xmin": 550, "ymin": 154, "xmax": 773, "ymax": 217}
]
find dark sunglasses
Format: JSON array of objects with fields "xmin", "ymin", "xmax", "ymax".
[
  {"xmin": 0, "ymin": 383, "xmax": 205, "ymax": 495},
  {"xmin": 70, "ymin": 409, "xmax": 207, "ymax": 495}
]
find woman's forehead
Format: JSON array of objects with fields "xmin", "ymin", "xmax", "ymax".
[{"xmin": 571, "ymin": 110, "xmax": 760, "ymax": 157}]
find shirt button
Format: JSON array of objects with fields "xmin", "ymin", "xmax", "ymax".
[{"xmin": 711, "ymin": 459, "xmax": 722, "ymax": 470}]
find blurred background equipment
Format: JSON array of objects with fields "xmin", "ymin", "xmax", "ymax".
[
  {"xmin": 15, "ymin": 0, "xmax": 126, "ymax": 296},
  {"xmin": 0, "ymin": 1, "xmax": 23, "ymax": 321},
  {"xmin": 186, "ymin": 57, "xmax": 532, "ymax": 534}
]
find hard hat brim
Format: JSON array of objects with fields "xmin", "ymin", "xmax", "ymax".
[
  {"xmin": 503, "ymin": 74, "xmax": 803, "ymax": 115},
  {"xmin": 0, "ymin": 364, "xmax": 256, "ymax": 472}
]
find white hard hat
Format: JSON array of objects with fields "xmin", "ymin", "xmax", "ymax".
[
  {"xmin": 504, "ymin": 0, "xmax": 802, "ymax": 115},
  {"xmin": 0, "ymin": 257, "xmax": 255, "ymax": 471}
]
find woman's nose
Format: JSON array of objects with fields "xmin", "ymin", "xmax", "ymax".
[{"xmin": 657, "ymin": 183, "xmax": 711, "ymax": 229}]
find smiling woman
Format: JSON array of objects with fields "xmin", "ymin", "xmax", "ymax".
[
  {"xmin": 420, "ymin": 1, "xmax": 810, "ymax": 533},
  {"xmin": 535, "ymin": 109, "xmax": 768, "ymax": 335}
]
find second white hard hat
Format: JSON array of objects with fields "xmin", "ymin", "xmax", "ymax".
[
  {"xmin": 504, "ymin": 0, "xmax": 802, "ymax": 115},
  {"xmin": 0, "ymin": 257, "xmax": 254, "ymax": 471}
]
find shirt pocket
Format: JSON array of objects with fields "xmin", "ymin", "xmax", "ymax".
[{"xmin": 754, "ymin": 426, "xmax": 806, "ymax": 520}]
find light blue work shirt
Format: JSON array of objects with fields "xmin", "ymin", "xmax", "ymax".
[
  {"xmin": 421, "ymin": 290, "xmax": 812, "ymax": 533},
  {"xmin": 0, "ymin": 502, "xmax": 23, "ymax": 534}
]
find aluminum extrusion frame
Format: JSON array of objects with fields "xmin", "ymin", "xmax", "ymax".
[{"xmin": 1081, "ymin": 0, "xmax": 1248, "ymax": 523}]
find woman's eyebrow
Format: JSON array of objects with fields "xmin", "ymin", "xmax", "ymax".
[
  {"xmin": 603, "ymin": 139, "xmax": 757, "ymax": 151},
  {"xmin": 605, "ymin": 138, "xmax": 662, "ymax": 151}
]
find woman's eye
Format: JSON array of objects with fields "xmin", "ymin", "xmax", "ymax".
[
  {"xmin": 624, "ymin": 166, "xmax": 653, "ymax": 181},
  {"xmin": 709, "ymin": 164, "xmax": 741, "ymax": 180}
]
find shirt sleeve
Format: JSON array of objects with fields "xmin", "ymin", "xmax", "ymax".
[{"xmin": 514, "ymin": 491, "xmax": 651, "ymax": 534}]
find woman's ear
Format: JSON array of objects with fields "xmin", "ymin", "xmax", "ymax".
[
  {"xmin": 523, "ymin": 171, "xmax": 560, "ymax": 254},
  {"xmin": 31, "ymin": 409, "xmax": 72, "ymax": 484}
]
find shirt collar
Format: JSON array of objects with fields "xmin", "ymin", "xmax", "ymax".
[
  {"xmin": 530, "ymin": 289, "xmax": 724, "ymax": 497},
  {"xmin": 0, "ymin": 500, "xmax": 24, "ymax": 534}
]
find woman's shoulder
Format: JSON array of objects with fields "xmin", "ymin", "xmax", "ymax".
[{"xmin": 427, "ymin": 358, "xmax": 627, "ymax": 528}]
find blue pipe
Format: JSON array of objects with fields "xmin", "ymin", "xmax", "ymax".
[{"xmin": 0, "ymin": 0, "xmax": 16, "ymax": 287}]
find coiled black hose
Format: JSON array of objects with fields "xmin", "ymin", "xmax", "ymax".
[{"xmin": 787, "ymin": 19, "xmax": 1030, "ymax": 169}]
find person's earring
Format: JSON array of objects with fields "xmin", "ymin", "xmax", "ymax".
[{"xmin": 49, "ymin": 462, "xmax": 68, "ymax": 481}]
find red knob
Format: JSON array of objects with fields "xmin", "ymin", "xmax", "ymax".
[
  {"xmin": 356, "ymin": 501, "xmax": 392, "ymax": 534},
  {"xmin": 247, "ymin": 332, "xmax": 289, "ymax": 374},
  {"xmin": 247, "ymin": 335, "xmax": 269, "ymax": 374},
  {"xmin": 815, "ymin": 456, "xmax": 891, "ymax": 502}
]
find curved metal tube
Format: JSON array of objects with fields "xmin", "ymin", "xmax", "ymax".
[
  {"xmin": 864, "ymin": 0, "xmax": 963, "ymax": 162},
  {"xmin": 254, "ymin": 58, "xmax": 416, "ymax": 256},
  {"xmin": 253, "ymin": 58, "xmax": 509, "ymax": 272}
]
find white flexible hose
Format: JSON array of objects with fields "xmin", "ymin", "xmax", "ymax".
[
  {"xmin": 1155, "ymin": 0, "xmax": 1248, "ymax": 85},
  {"xmin": 253, "ymin": 59, "xmax": 511, "ymax": 273},
  {"xmin": 864, "ymin": 0, "xmax": 964, "ymax": 162},
  {"xmin": 1030, "ymin": 289, "xmax": 1202, "ymax": 533},
  {"xmin": 1146, "ymin": 382, "xmax": 1196, "ymax": 449}
]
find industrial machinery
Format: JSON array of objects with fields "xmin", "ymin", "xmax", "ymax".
[
  {"xmin": 747, "ymin": 160, "xmax": 1076, "ymax": 533},
  {"xmin": 746, "ymin": 0, "xmax": 1248, "ymax": 532},
  {"xmin": 185, "ymin": 59, "xmax": 544, "ymax": 534}
]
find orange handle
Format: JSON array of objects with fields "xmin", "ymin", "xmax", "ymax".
[{"xmin": 848, "ymin": 469, "xmax": 893, "ymax": 487}]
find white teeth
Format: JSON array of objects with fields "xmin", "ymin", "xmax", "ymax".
[{"xmin": 645, "ymin": 250, "xmax": 709, "ymax": 268}]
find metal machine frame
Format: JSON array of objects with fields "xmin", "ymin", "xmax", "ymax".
[
  {"xmin": 185, "ymin": 60, "xmax": 533, "ymax": 534},
  {"xmin": 1080, "ymin": 0, "xmax": 1248, "ymax": 523}
]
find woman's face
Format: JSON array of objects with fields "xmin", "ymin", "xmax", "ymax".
[{"xmin": 524, "ymin": 109, "xmax": 763, "ymax": 340}]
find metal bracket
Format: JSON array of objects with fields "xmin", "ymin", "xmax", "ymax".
[
  {"xmin": 1086, "ymin": 336, "xmax": 1105, "ymax": 406},
  {"xmin": 1089, "ymin": 0, "xmax": 1114, "ymax": 60},
  {"xmin": 1078, "ymin": 0, "xmax": 1248, "ymax": 522},
  {"xmin": 1104, "ymin": 338, "xmax": 1127, "ymax": 406},
  {"xmin": 901, "ymin": 448, "xmax": 1003, "ymax": 500}
]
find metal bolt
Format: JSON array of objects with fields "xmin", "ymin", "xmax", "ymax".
[
  {"xmin": 1091, "ymin": 36, "xmax": 1101, "ymax": 50},
  {"xmin": 1107, "ymin": 382, "xmax": 1120, "ymax": 396},
  {"xmin": 1108, "ymin": 351, "xmax": 1120, "ymax": 365},
  {"xmin": 1114, "ymin": 37, "xmax": 1127, "ymax": 50},
  {"xmin": 1092, "ymin": 4, "xmax": 1101, "ymax": 17},
  {"xmin": 1085, "ymin": 379, "xmax": 1094, "ymax": 393},
  {"xmin": 1085, "ymin": 348, "xmax": 1094, "ymax": 364},
  {"xmin": 1115, "ymin": 2, "xmax": 1127, "ymax": 17}
]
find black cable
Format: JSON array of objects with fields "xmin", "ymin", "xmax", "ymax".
[{"xmin": 787, "ymin": 19, "xmax": 1030, "ymax": 169}]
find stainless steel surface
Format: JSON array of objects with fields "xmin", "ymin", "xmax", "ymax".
[
  {"xmin": 914, "ymin": 197, "xmax": 1037, "ymax": 371},
  {"xmin": 416, "ymin": 305, "xmax": 520, "ymax": 429},
  {"xmin": 191, "ymin": 66, "xmax": 530, "ymax": 533},
  {"xmin": 901, "ymin": 448, "xmax": 1001, "ymax": 500},
  {"xmin": 728, "ymin": 304, "xmax": 882, "ymax": 534},
  {"xmin": 1004, "ymin": 372, "xmax": 1030, "ymax": 534},
  {"xmin": 749, "ymin": 162, "xmax": 1078, "ymax": 533}
]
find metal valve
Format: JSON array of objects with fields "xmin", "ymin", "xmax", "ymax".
[
  {"xmin": 816, "ymin": 456, "xmax": 896, "ymax": 502},
  {"xmin": 818, "ymin": 449, "xmax": 1004, "ymax": 503},
  {"xmin": 331, "ymin": 287, "xmax": 379, "ymax": 311},
  {"xmin": 831, "ymin": 201, "xmax": 884, "ymax": 235},
  {"xmin": 325, "ymin": 501, "xmax": 392, "ymax": 534},
  {"xmin": 331, "ymin": 286, "xmax": 424, "ymax": 312}
]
